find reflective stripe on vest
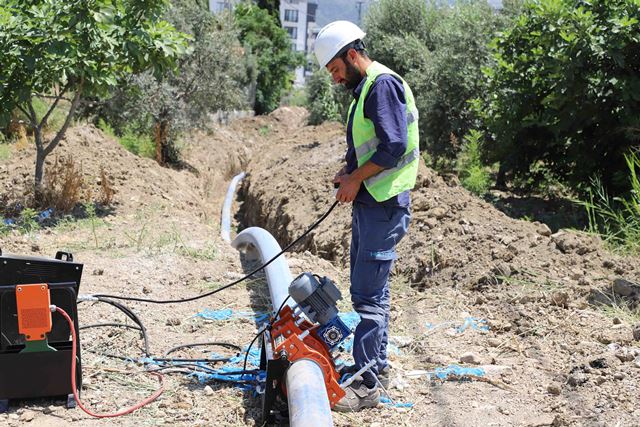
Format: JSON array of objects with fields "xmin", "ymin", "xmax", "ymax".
[
  {"xmin": 365, "ymin": 147, "xmax": 419, "ymax": 187},
  {"xmin": 354, "ymin": 107, "xmax": 419, "ymax": 159}
]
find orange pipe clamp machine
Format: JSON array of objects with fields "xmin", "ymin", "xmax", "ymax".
[{"xmin": 259, "ymin": 272, "xmax": 352, "ymax": 424}]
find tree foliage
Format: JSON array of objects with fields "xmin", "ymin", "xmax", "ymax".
[
  {"xmin": 306, "ymin": 65, "xmax": 353, "ymax": 126},
  {"xmin": 364, "ymin": 0, "xmax": 509, "ymax": 168},
  {"xmin": 234, "ymin": 2, "xmax": 303, "ymax": 114},
  {"xmin": 93, "ymin": 0, "xmax": 251, "ymax": 164},
  {"xmin": 0, "ymin": 0, "xmax": 188, "ymax": 196},
  {"xmin": 476, "ymin": 0, "xmax": 640, "ymax": 195}
]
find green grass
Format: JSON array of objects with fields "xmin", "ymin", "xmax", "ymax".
[
  {"xmin": 577, "ymin": 151, "xmax": 640, "ymax": 255},
  {"xmin": 97, "ymin": 119, "xmax": 155, "ymax": 159},
  {"xmin": 0, "ymin": 143, "xmax": 10, "ymax": 161},
  {"xmin": 13, "ymin": 96, "xmax": 70, "ymax": 132},
  {"xmin": 456, "ymin": 130, "xmax": 491, "ymax": 196}
]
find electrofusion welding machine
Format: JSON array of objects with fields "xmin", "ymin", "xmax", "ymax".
[
  {"xmin": 0, "ymin": 248, "xmax": 83, "ymax": 412},
  {"xmin": 259, "ymin": 272, "xmax": 352, "ymax": 423}
]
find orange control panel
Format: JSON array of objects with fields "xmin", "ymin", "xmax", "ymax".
[{"xmin": 16, "ymin": 284, "xmax": 52, "ymax": 341}]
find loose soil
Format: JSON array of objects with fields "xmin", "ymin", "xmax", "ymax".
[{"xmin": 1, "ymin": 107, "xmax": 639, "ymax": 427}]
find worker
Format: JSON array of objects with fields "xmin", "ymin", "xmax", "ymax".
[{"xmin": 314, "ymin": 21, "xmax": 419, "ymax": 412}]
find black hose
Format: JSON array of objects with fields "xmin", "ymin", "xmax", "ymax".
[{"xmin": 91, "ymin": 200, "xmax": 339, "ymax": 304}]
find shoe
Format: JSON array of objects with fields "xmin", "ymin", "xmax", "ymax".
[
  {"xmin": 333, "ymin": 376, "xmax": 380, "ymax": 412},
  {"xmin": 338, "ymin": 364, "xmax": 390, "ymax": 389}
]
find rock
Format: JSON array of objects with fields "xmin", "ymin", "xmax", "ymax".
[
  {"xmin": 165, "ymin": 318, "xmax": 181, "ymax": 326},
  {"xmin": 612, "ymin": 278, "xmax": 640, "ymax": 298},
  {"xmin": 549, "ymin": 291, "xmax": 569, "ymax": 308},
  {"xmin": 535, "ymin": 222, "xmax": 552, "ymax": 237},
  {"xmin": 613, "ymin": 372, "xmax": 625, "ymax": 380},
  {"xmin": 19, "ymin": 411, "xmax": 35, "ymax": 422},
  {"xmin": 634, "ymin": 357, "xmax": 640, "ymax": 369},
  {"xmin": 428, "ymin": 207, "xmax": 447, "ymax": 220},
  {"xmin": 203, "ymin": 385, "xmax": 214, "ymax": 396},
  {"xmin": 613, "ymin": 317, "xmax": 622, "ymax": 325},
  {"xmin": 634, "ymin": 324, "xmax": 640, "ymax": 341},
  {"xmin": 389, "ymin": 335, "xmax": 413, "ymax": 348},
  {"xmin": 92, "ymin": 268, "xmax": 104, "ymax": 276},
  {"xmin": 43, "ymin": 405, "xmax": 56, "ymax": 415},
  {"xmin": 547, "ymin": 383, "xmax": 562, "ymax": 395},
  {"xmin": 567, "ymin": 373, "xmax": 587, "ymax": 387},
  {"xmin": 459, "ymin": 352, "xmax": 482, "ymax": 365},
  {"xmin": 142, "ymin": 286, "xmax": 152, "ymax": 294},
  {"xmin": 487, "ymin": 338, "xmax": 501, "ymax": 347},
  {"xmin": 8, "ymin": 414, "xmax": 19, "ymax": 421}
]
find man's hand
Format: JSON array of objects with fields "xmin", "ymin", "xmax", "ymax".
[
  {"xmin": 333, "ymin": 166, "xmax": 348, "ymax": 184},
  {"xmin": 335, "ymin": 173, "xmax": 362, "ymax": 203}
]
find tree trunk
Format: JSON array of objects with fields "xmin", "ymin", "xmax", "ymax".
[
  {"xmin": 33, "ymin": 130, "xmax": 46, "ymax": 201},
  {"xmin": 154, "ymin": 118, "xmax": 170, "ymax": 166}
]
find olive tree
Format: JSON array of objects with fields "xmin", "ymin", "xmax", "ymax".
[{"xmin": 0, "ymin": 0, "xmax": 188, "ymax": 199}]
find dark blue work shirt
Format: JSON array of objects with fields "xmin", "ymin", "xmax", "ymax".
[{"xmin": 346, "ymin": 73, "xmax": 410, "ymax": 207}]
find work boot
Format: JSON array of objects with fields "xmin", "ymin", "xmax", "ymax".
[
  {"xmin": 333, "ymin": 376, "xmax": 380, "ymax": 412},
  {"xmin": 338, "ymin": 364, "xmax": 390, "ymax": 389}
]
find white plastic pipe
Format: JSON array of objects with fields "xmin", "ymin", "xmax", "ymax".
[
  {"xmin": 231, "ymin": 227, "xmax": 333, "ymax": 427},
  {"xmin": 221, "ymin": 172, "xmax": 246, "ymax": 242}
]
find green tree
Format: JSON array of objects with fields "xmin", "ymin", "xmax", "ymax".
[
  {"xmin": 365, "ymin": 0, "xmax": 507, "ymax": 168},
  {"xmin": 234, "ymin": 2, "xmax": 303, "ymax": 114},
  {"xmin": 0, "ymin": 0, "xmax": 188, "ymax": 199},
  {"xmin": 94, "ymin": 0, "xmax": 251, "ymax": 164},
  {"xmin": 476, "ymin": 0, "xmax": 640, "ymax": 195}
]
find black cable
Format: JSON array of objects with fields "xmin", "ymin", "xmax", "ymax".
[
  {"xmin": 86, "ymin": 297, "xmax": 151, "ymax": 356},
  {"xmin": 79, "ymin": 323, "xmax": 142, "ymax": 331},
  {"xmin": 163, "ymin": 342, "xmax": 242, "ymax": 357},
  {"xmin": 240, "ymin": 295, "xmax": 292, "ymax": 379},
  {"xmin": 84, "ymin": 348, "xmax": 233, "ymax": 364},
  {"xmin": 241, "ymin": 325, "xmax": 269, "ymax": 380},
  {"xmin": 91, "ymin": 200, "xmax": 340, "ymax": 304}
]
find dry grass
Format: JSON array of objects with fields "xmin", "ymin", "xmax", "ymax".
[
  {"xmin": 99, "ymin": 166, "xmax": 116, "ymax": 205},
  {"xmin": 41, "ymin": 155, "xmax": 86, "ymax": 213}
]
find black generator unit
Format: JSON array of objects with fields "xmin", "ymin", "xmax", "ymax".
[{"xmin": 0, "ymin": 248, "xmax": 83, "ymax": 412}]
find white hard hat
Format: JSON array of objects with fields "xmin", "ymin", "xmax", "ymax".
[{"xmin": 314, "ymin": 21, "xmax": 366, "ymax": 68}]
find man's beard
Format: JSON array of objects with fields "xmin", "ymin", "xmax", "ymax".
[{"xmin": 343, "ymin": 60, "xmax": 363, "ymax": 90}]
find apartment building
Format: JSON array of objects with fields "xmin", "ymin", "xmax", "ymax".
[{"xmin": 280, "ymin": 0, "xmax": 317, "ymax": 85}]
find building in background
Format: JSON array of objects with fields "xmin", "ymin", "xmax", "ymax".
[
  {"xmin": 280, "ymin": 0, "xmax": 317, "ymax": 86},
  {"xmin": 209, "ymin": 0, "xmax": 317, "ymax": 86},
  {"xmin": 208, "ymin": 0, "xmax": 242, "ymax": 13}
]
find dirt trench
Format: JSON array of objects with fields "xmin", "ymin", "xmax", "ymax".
[{"xmin": 0, "ymin": 107, "xmax": 639, "ymax": 427}]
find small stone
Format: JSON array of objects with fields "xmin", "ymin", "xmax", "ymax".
[
  {"xmin": 8, "ymin": 414, "xmax": 19, "ymax": 421},
  {"xmin": 613, "ymin": 372, "xmax": 625, "ymax": 380},
  {"xmin": 612, "ymin": 278, "xmax": 640, "ymax": 297},
  {"xmin": 92, "ymin": 268, "xmax": 104, "ymax": 276},
  {"xmin": 633, "ymin": 324, "xmax": 640, "ymax": 341},
  {"xmin": 19, "ymin": 411, "xmax": 35, "ymax": 422},
  {"xmin": 567, "ymin": 373, "xmax": 587, "ymax": 387},
  {"xmin": 547, "ymin": 383, "xmax": 562, "ymax": 395},
  {"xmin": 166, "ymin": 318, "xmax": 181, "ymax": 326},
  {"xmin": 487, "ymin": 338, "xmax": 501, "ymax": 347},
  {"xmin": 550, "ymin": 291, "xmax": 569, "ymax": 308},
  {"xmin": 459, "ymin": 352, "xmax": 482, "ymax": 365},
  {"xmin": 535, "ymin": 222, "xmax": 552, "ymax": 237},
  {"xmin": 634, "ymin": 357, "xmax": 640, "ymax": 369},
  {"xmin": 594, "ymin": 376, "xmax": 606, "ymax": 385},
  {"xmin": 203, "ymin": 385, "xmax": 214, "ymax": 396},
  {"xmin": 613, "ymin": 317, "xmax": 622, "ymax": 325},
  {"xmin": 43, "ymin": 405, "xmax": 56, "ymax": 415},
  {"xmin": 142, "ymin": 286, "xmax": 152, "ymax": 294}
]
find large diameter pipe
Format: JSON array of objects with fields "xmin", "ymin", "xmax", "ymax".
[
  {"xmin": 231, "ymin": 226, "xmax": 294, "ymax": 313},
  {"xmin": 231, "ymin": 228, "xmax": 333, "ymax": 427},
  {"xmin": 221, "ymin": 172, "xmax": 246, "ymax": 243},
  {"xmin": 286, "ymin": 359, "xmax": 333, "ymax": 427}
]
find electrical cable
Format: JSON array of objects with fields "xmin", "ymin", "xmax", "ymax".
[
  {"xmin": 241, "ymin": 295, "xmax": 291, "ymax": 379},
  {"xmin": 79, "ymin": 297, "xmax": 151, "ymax": 356},
  {"xmin": 53, "ymin": 305, "xmax": 164, "ymax": 418},
  {"xmin": 163, "ymin": 342, "xmax": 241, "ymax": 357},
  {"xmin": 91, "ymin": 200, "xmax": 340, "ymax": 304},
  {"xmin": 79, "ymin": 323, "xmax": 142, "ymax": 332}
]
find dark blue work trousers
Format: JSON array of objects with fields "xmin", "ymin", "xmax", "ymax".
[{"xmin": 350, "ymin": 201, "xmax": 411, "ymax": 384}]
